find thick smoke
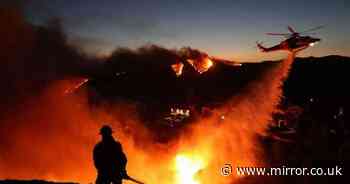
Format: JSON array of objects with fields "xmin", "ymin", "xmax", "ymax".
[
  {"xmin": 0, "ymin": 7, "xmax": 97, "ymax": 103},
  {"xmin": 0, "ymin": 6, "xmax": 295, "ymax": 184},
  {"xmin": 0, "ymin": 6, "xmax": 101, "ymax": 180}
]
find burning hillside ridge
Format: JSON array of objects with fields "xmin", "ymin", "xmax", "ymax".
[
  {"xmin": 178, "ymin": 47, "xmax": 214, "ymax": 74},
  {"xmin": 0, "ymin": 6, "xmax": 296, "ymax": 184},
  {"xmin": 102, "ymin": 45, "xmax": 241, "ymax": 80}
]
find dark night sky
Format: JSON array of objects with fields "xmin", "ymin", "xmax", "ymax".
[{"xmin": 18, "ymin": 0, "xmax": 350, "ymax": 61}]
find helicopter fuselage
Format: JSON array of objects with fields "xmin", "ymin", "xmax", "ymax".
[
  {"xmin": 283, "ymin": 36, "xmax": 321, "ymax": 50},
  {"xmin": 258, "ymin": 35, "xmax": 321, "ymax": 52}
]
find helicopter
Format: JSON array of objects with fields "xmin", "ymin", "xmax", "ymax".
[{"xmin": 257, "ymin": 26, "xmax": 322, "ymax": 52}]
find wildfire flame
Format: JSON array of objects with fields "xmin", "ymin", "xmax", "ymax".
[
  {"xmin": 187, "ymin": 57, "xmax": 214, "ymax": 74},
  {"xmin": 174, "ymin": 154, "xmax": 205, "ymax": 184},
  {"xmin": 171, "ymin": 62, "xmax": 184, "ymax": 77},
  {"xmin": 203, "ymin": 58, "xmax": 214, "ymax": 69}
]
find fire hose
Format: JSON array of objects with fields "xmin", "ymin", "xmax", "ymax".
[{"xmin": 124, "ymin": 174, "xmax": 145, "ymax": 184}]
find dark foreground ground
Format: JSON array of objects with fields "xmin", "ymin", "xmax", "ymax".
[{"xmin": 1, "ymin": 175, "xmax": 347, "ymax": 184}]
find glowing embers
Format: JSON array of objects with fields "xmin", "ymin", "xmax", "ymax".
[
  {"xmin": 64, "ymin": 78, "xmax": 89, "ymax": 94},
  {"xmin": 187, "ymin": 57, "xmax": 214, "ymax": 74},
  {"xmin": 174, "ymin": 154, "xmax": 205, "ymax": 184},
  {"xmin": 171, "ymin": 62, "xmax": 184, "ymax": 77}
]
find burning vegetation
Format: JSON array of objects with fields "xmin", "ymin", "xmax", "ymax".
[
  {"xmin": 179, "ymin": 47, "xmax": 214, "ymax": 74},
  {"xmin": 171, "ymin": 63, "xmax": 184, "ymax": 77}
]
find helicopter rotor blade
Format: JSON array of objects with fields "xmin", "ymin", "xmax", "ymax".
[
  {"xmin": 300, "ymin": 25, "xmax": 324, "ymax": 34},
  {"xmin": 266, "ymin": 33, "xmax": 291, "ymax": 36},
  {"xmin": 304, "ymin": 32, "xmax": 318, "ymax": 35},
  {"xmin": 287, "ymin": 26, "xmax": 297, "ymax": 33}
]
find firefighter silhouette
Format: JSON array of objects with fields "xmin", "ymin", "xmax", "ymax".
[{"xmin": 93, "ymin": 125, "xmax": 127, "ymax": 184}]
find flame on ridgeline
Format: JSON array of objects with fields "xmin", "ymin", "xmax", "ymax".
[
  {"xmin": 187, "ymin": 57, "xmax": 214, "ymax": 74},
  {"xmin": 171, "ymin": 62, "xmax": 184, "ymax": 77}
]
